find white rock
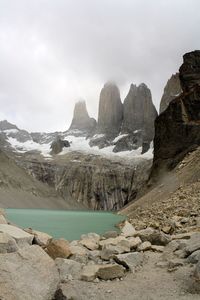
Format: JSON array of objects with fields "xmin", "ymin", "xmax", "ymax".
[
  {"xmin": 137, "ymin": 241, "xmax": 151, "ymax": 251},
  {"xmin": 0, "ymin": 224, "xmax": 33, "ymax": 247},
  {"xmin": 0, "ymin": 214, "xmax": 7, "ymax": 224},
  {"xmin": 55, "ymin": 258, "xmax": 82, "ymax": 281},
  {"xmin": 121, "ymin": 221, "xmax": 136, "ymax": 237}
]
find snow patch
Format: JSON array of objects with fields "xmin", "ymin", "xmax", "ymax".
[
  {"xmin": 113, "ymin": 134, "xmax": 128, "ymax": 143},
  {"xmin": 7, "ymin": 137, "xmax": 51, "ymax": 157}
]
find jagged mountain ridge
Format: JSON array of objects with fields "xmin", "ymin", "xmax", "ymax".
[{"xmin": 0, "ymin": 80, "xmax": 157, "ymax": 210}]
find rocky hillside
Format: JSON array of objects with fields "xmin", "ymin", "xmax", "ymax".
[
  {"xmin": 0, "ymin": 149, "xmax": 79, "ymax": 209},
  {"xmin": 153, "ymin": 50, "xmax": 200, "ymax": 176}
]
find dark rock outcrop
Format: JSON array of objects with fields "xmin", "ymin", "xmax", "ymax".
[
  {"xmin": 153, "ymin": 50, "xmax": 200, "ymax": 174},
  {"xmin": 69, "ymin": 100, "xmax": 96, "ymax": 134},
  {"xmin": 50, "ymin": 137, "xmax": 70, "ymax": 155},
  {"xmin": 97, "ymin": 82, "xmax": 123, "ymax": 136},
  {"xmin": 159, "ymin": 73, "xmax": 182, "ymax": 113},
  {"xmin": 179, "ymin": 50, "xmax": 200, "ymax": 92}
]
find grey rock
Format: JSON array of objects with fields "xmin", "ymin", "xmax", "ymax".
[
  {"xmin": 136, "ymin": 227, "xmax": 171, "ymax": 246},
  {"xmin": 97, "ymin": 82, "xmax": 123, "ymax": 136},
  {"xmin": 114, "ymin": 252, "xmax": 144, "ymax": 272},
  {"xmin": 184, "ymin": 233, "xmax": 200, "ymax": 256},
  {"xmin": 187, "ymin": 250, "xmax": 200, "ymax": 264},
  {"xmin": 0, "ymin": 224, "xmax": 33, "ymax": 247},
  {"xmin": 50, "ymin": 136, "xmax": 70, "ymax": 155},
  {"xmin": 0, "ymin": 245, "xmax": 59, "ymax": 300},
  {"xmin": 122, "ymin": 83, "xmax": 157, "ymax": 142},
  {"xmin": 121, "ymin": 221, "xmax": 136, "ymax": 237},
  {"xmin": 102, "ymin": 231, "xmax": 118, "ymax": 239},
  {"xmin": 96, "ymin": 264, "xmax": 125, "ymax": 280},
  {"xmin": 127, "ymin": 236, "xmax": 142, "ymax": 250},
  {"xmin": 100, "ymin": 240, "xmax": 130, "ymax": 260},
  {"xmin": 0, "ymin": 232, "xmax": 18, "ymax": 253},
  {"xmin": 69, "ymin": 100, "xmax": 96, "ymax": 134},
  {"xmin": 81, "ymin": 264, "xmax": 99, "ymax": 282},
  {"xmin": 55, "ymin": 258, "xmax": 82, "ymax": 281},
  {"xmin": 193, "ymin": 260, "xmax": 200, "ymax": 281},
  {"xmin": 24, "ymin": 228, "xmax": 52, "ymax": 246},
  {"xmin": 137, "ymin": 241, "xmax": 152, "ymax": 251}
]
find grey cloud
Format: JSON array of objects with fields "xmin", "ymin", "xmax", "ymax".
[{"xmin": 0, "ymin": 0, "xmax": 200, "ymax": 131}]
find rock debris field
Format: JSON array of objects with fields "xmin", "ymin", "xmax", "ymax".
[{"xmin": 0, "ymin": 209, "xmax": 200, "ymax": 300}]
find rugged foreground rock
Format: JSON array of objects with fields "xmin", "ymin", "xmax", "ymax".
[{"xmin": 1, "ymin": 207, "xmax": 200, "ymax": 299}]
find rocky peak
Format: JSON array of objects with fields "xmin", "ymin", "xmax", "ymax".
[
  {"xmin": 179, "ymin": 50, "xmax": 200, "ymax": 92},
  {"xmin": 0, "ymin": 120, "xmax": 18, "ymax": 131},
  {"xmin": 69, "ymin": 100, "xmax": 96, "ymax": 134},
  {"xmin": 159, "ymin": 73, "xmax": 182, "ymax": 113},
  {"xmin": 97, "ymin": 82, "xmax": 123, "ymax": 136},
  {"xmin": 122, "ymin": 83, "xmax": 157, "ymax": 141}
]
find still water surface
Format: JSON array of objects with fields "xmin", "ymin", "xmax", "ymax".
[{"xmin": 6, "ymin": 209, "xmax": 125, "ymax": 241}]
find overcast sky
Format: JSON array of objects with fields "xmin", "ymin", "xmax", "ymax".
[{"xmin": 0, "ymin": 0, "xmax": 200, "ymax": 132}]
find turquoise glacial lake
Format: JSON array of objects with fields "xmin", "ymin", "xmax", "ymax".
[{"xmin": 6, "ymin": 209, "xmax": 125, "ymax": 241}]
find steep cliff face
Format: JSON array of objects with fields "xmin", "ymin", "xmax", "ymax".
[
  {"xmin": 69, "ymin": 101, "xmax": 96, "ymax": 134},
  {"xmin": 153, "ymin": 50, "xmax": 200, "ymax": 174},
  {"xmin": 159, "ymin": 73, "xmax": 182, "ymax": 113},
  {"xmin": 21, "ymin": 152, "xmax": 152, "ymax": 211},
  {"xmin": 97, "ymin": 82, "xmax": 123, "ymax": 136},
  {"xmin": 179, "ymin": 50, "xmax": 200, "ymax": 92},
  {"xmin": 122, "ymin": 83, "xmax": 157, "ymax": 141}
]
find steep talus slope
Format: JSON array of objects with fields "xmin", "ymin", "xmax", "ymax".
[
  {"xmin": 19, "ymin": 152, "xmax": 152, "ymax": 210},
  {"xmin": 0, "ymin": 149, "xmax": 81, "ymax": 209}
]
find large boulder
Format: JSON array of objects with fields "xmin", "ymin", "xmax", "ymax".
[
  {"xmin": 25, "ymin": 228, "xmax": 52, "ymax": 246},
  {"xmin": 69, "ymin": 100, "xmax": 96, "ymax": 134},
  {"xmin": 50, "ymin": 136, "xmax": 70, "ymax": 155},
  {"xmin": 0, "ymin": 245, "xmax": 59, "ymax": 300},
  {"xmin": 55, "ymin": 258, "xmax": 82, "ymax": 281},
  {"xmin": 114, "ymin": 252, "xmax": 144, "ymax": 272},
  {"xmin": 97, "ymin": 82, "xmax": 123, "ymax": 136},
  {"xmin": 0, "ymin": 232, "xmax": 18, "ymax": 253},
  {"xmin": 159, "ymin": 73, "xmax": 182, "ymax": 113},
  {"xmin": 0, "ymin": 224, "xmax": 33, "ymax": 247},
  {"xmin": 46, "ymin": 239, "xmax": 72, "ymax": 259},
  {"xmin": 136, "ymin": 227, "xmax": 171, "ymax": 246}
]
